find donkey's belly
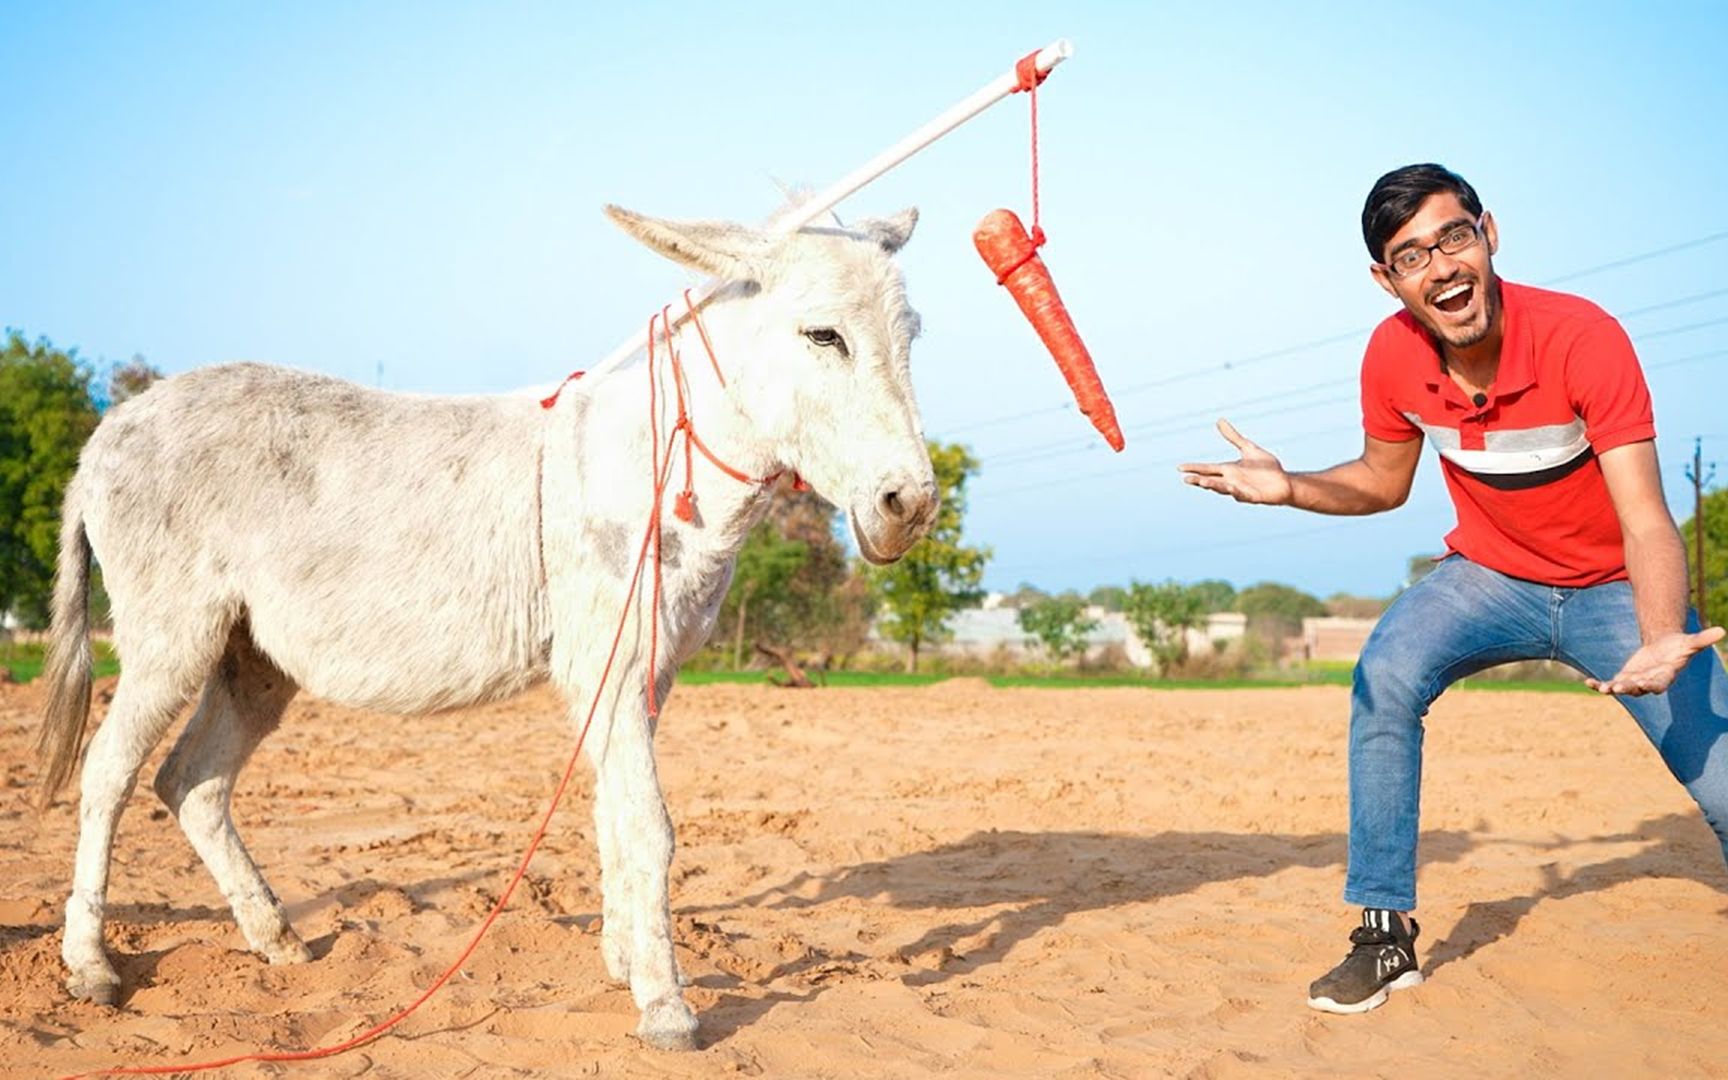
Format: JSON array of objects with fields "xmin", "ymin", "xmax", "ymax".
[{"xmin": 244, "ymin": 585, "xmax": 550, "ymax": 715}]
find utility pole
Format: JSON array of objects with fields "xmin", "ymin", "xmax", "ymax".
[{"xmin": 1686, "ymin": 437, "xmax": 1715, "ymax": 624}]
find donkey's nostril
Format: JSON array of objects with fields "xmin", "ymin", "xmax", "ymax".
[{"xmin": 882, "ymin": 490, "xmax": 906, "ymax": 520}]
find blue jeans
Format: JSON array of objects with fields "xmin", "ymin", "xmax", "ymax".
[{"xmin": 1345, "ymin": 554, "xmax": 1728, "ymax": 911}]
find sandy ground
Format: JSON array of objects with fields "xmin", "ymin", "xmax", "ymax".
[{"xmin": 2, "ymin": 674, "xmax": 1726, "ymax": 1079}]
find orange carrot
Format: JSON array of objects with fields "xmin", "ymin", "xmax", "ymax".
[{"xmin": 974, "ymin": 208, "xmax": 1123, "ymax": 452}]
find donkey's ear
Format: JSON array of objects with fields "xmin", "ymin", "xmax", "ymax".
[
  {"xmin": 604, "ymin": 205, "xmax": 771, "ymax": 281},
  {"xmin": 856, "ymin": 207, "xmax": 918, "ymax": 254}
]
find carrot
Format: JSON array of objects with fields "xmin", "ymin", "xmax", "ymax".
[{"xmin": 974, "ymin": 208, "xmax": 1123, "ymax": 451}]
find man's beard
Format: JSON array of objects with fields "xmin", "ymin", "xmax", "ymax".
[{"xmin": 1426, "ymin": 277, "xmax": 1501, "ymax": 351}]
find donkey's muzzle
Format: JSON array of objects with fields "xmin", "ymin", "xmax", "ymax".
[{"xmin": 853, "ymin": 476, "xmax": 938, "ymax": 564}]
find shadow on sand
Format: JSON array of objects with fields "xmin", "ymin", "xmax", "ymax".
[
  {"xmin": 685, "ymin": 813, "xmax": 1724, "ymax": 1043},
  {"xmin": 1424, "ymin": 810, "xmax": 1727, "ymax": 973}
]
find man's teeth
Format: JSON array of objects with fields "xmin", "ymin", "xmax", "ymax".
[{"xmin": 1433, "ymin": 284, "xmax": 1471, "ymax": 303}]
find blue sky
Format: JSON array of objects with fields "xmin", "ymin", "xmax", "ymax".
[{"xmin": 4, "ymin": 2, "xmax": 1726, "ymax": 599}]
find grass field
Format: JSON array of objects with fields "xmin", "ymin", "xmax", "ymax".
[
  {"xmin": 0, "ymin": 641, "xmax": 120, "ymax": 685},
  {"xmin": 684, "ymin": 666, "xmax": 1595, "ymax": 693},
  {"xmin": 0, "ymin": 646, "xmax": 1597, "ymax": 693}
]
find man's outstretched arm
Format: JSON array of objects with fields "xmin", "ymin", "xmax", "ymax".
[
  {"xmin": 1179, "ymin": 420, "xmax": 1423, "ymax": 516},
  {"xmin": 1588, "ymin": 439, "xmax": 1725, "ymax": 696}
]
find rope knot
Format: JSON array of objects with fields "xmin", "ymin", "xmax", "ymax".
[
  {"xmin": 539, "ymin": 370, "xmax": 585, "ymax": 410},
  {"xmin": 1013, "ymin": 51, "xmax": 1048, "ymax": 93}
]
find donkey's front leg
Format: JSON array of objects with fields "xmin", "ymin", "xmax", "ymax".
[
  {"xmin": 592, "ymin": 780, "xmax": 634, "ymax": 985},
  {"xmin": 590, "ymin": 704, "xmax": 697, "ymax": 1051}
]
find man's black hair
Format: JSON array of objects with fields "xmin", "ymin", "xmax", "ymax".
[{"xmin": 1361, "ymin": 164, "xmax": 1483, "ymax": 262}]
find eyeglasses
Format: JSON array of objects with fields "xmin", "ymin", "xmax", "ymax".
[{"xmin": 1382, "ymin": 216, "xmax": 1484, "ymax": 279}]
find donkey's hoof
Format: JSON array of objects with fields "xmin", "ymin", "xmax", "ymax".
[
  {"xmin": 263, "ymin": 939, "xmax": 314, "ymax": 965},
  {"xmin": 637, "ymin": 998, "xmax": 699, "ymax": 1051},
  {"xmin": 66, "ymin": 974, "xmax": 120, "ymax": 1007},
  {"xmin": 260, "ymin": 928, "xmax": 314, "ymax": 965}
]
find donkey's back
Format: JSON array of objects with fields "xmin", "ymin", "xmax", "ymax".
[{"xmin": 77, "ymin": 363, "xmax": 552, "ymax": 714}]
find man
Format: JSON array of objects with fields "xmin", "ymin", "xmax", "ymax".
[{"xmin": 1179, "ymin": 163, "xmax": 1728, "ymax": 1015}]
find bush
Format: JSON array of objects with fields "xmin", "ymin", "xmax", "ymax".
[{"xmin": 1164, "ymin": 639, "xmax": 1259, "ymax": 680}]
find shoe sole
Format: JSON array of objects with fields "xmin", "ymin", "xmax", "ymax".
[{"xmin": 1306, "ymin": 969, "xmax": 1424, "ymax": 1014}]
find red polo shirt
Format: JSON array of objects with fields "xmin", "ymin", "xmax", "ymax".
[{"xmin": 1360, "ymin": 281, "xmax": 1655, "ymax": 587}]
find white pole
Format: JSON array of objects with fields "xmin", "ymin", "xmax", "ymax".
[{"xmin": 576, "ymin": 39, "xmax": 1074, "ymax": 385}]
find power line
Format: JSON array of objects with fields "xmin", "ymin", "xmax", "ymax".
[
  {"xmin": 944, "ymin": 326, "xmax": 1367, "ymax": 436},
  {"xmin": 985, "ymin": 518, "xmax": 1386, "ymax": 581},
  {"xmin": 940, "ymin": 228, "xmax": 1728, "ymax": 439},
  {"xmin": 982, "ymin": 346, "xmax": 1727, "ymax": 498},
  {"xmin": 1648, "ymin": 347, "xmax": 1728, "ymax": 371},
  {"xmin": 1538, "ymin": 229, "xmax": 1728, "ymax": 286},
  {"xmin": 980, "ymin": 332, "xmax": 1725, "ymax": 474},
  {"xmin": 1616, "ymin": 287, "xmax": 1728, "ymax": 319},
  {"xmin": 988, "ymin": 375, "xmax": 1356, "ymax": 467},
  {"xmin": 982, "ymin": 425, "xmax": 1343, "ymax": 498},
  {"xmin": 1631, "ymin": 315, "xmax": 1728, "ymax": 342},
  {"xmin": 981, "ymin": 341, "xmax": 1728, "ymax": 584}
]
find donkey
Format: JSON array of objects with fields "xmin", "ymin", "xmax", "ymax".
[{"xmin": 35, "ymin": 205, "xmax": 937, "ymax": 1051}]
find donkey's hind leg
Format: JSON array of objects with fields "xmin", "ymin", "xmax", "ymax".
[
  {"xmin": 152, "ymin": 626, "xmax": 306, "ymax": 964},
  {"xmin": 63, "ymin": 644, "xmax": 214, "ymax": 1004}
]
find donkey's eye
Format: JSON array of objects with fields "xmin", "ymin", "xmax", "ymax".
[{"xmin": 803, "ymin": 328, "xmax": 848, "ymax": 356}]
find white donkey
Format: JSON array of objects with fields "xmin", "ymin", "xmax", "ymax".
[{"xmin": 36, "ymin": 205, "xmax": 937, "ymax": 1051}]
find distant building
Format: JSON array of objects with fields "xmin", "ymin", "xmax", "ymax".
[
  {"xmin": 1123, "ymin": 612, "xmax": 1246, "ymax": 668},
  {"xmin": 887, "ymin": 606, "xmax": 1247, "ymax": 669},
  {"xmin": 1301, "ymin": 616, "xmax": 1379, "ymax": 662}
]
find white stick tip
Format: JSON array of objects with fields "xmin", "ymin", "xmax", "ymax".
[{"xmin": 1037, "ymin": 39, "xmax": 1075, "ymax": 70}]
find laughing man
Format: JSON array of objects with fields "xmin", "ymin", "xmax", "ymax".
[{"xmin": 1179, "ymin": 162, "xmax": 1728, "ymax": 1014}]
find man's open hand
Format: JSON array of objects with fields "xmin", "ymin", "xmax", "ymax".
[
  {"xmin": 1585, "ymin": 626, "xmax": 1727, "ymax": 696},
  {"xmin": 1179, "ymin": 419, "xmax": 1294, "ymax": 506}
]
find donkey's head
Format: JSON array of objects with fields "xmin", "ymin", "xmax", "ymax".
[{"xmin": 606, "ymin": 206, "xmax": 937, "ymax": 563}]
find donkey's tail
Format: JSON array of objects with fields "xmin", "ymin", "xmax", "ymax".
[{"xmin": 36, "ymin": 479, "xmax": 93, "ymax": 809}]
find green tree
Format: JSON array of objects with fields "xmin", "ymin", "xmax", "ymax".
[
  {"xmin": 1405, "ymin": 554, "xmax": 1441, "ymax": 588},
  {"xmin": 1326, "ymin": 592, "xmax": 1389, "ymax": 618},
  {"xmin": 0, "ymin": 332, "xmax": 100, "ymax": 628},
  {"xmin": 719, "ymin": 518, "xmax": 807, "ymax": 668},
  {"xmin": 104, "ymin": 356, "xmax": 163, "ymax": 408},
  {"xmin": 1087, "ymin": 584, "xmax": 1126, "ymax": 612},
  {"xmin": 1236, "ymin": 581, "xmax": 1327, "ymax": 658},
  {"xmin": 1003, "ymin": 581, "xmax": 1049, "ymax": 608},
  {"xmin": 1121, "ymin": 580, "xmax": 1206, "ymax": 674},
  {"xmin": 1017, "ymin": 594, "xmax": 1099, "ymax": 663},
  {"xmin": 1189, "ymin": 578, "xmax": 1238, "ymax": 613},
  {"xmin": 759, "ymin": 485, "xmax": 877, "ymax": 663},
  {"xmin": 867, "ymin": 442, "xmax": 990, "ymax": 672},
  {"xmin": 1681, "ymin": 486, "xmax": 1728, "ymax": 632}
]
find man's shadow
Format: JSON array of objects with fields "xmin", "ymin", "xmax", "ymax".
[
  {"xmin": 684, "ymin": 814, "xmax": 1723, "ymax": 1043},
  {"xmin": 682, "ymin": 825, "xmax": 1458, "ymax": 1041},
  {"xmin": 1424, "ymin": 810, "xmax": 1726, "ymax": 973}
]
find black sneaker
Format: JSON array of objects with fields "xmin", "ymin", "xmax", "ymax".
[{"xmin": 1306, "ymin": 908, "xmax": 1423, "ymax": 1014}]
